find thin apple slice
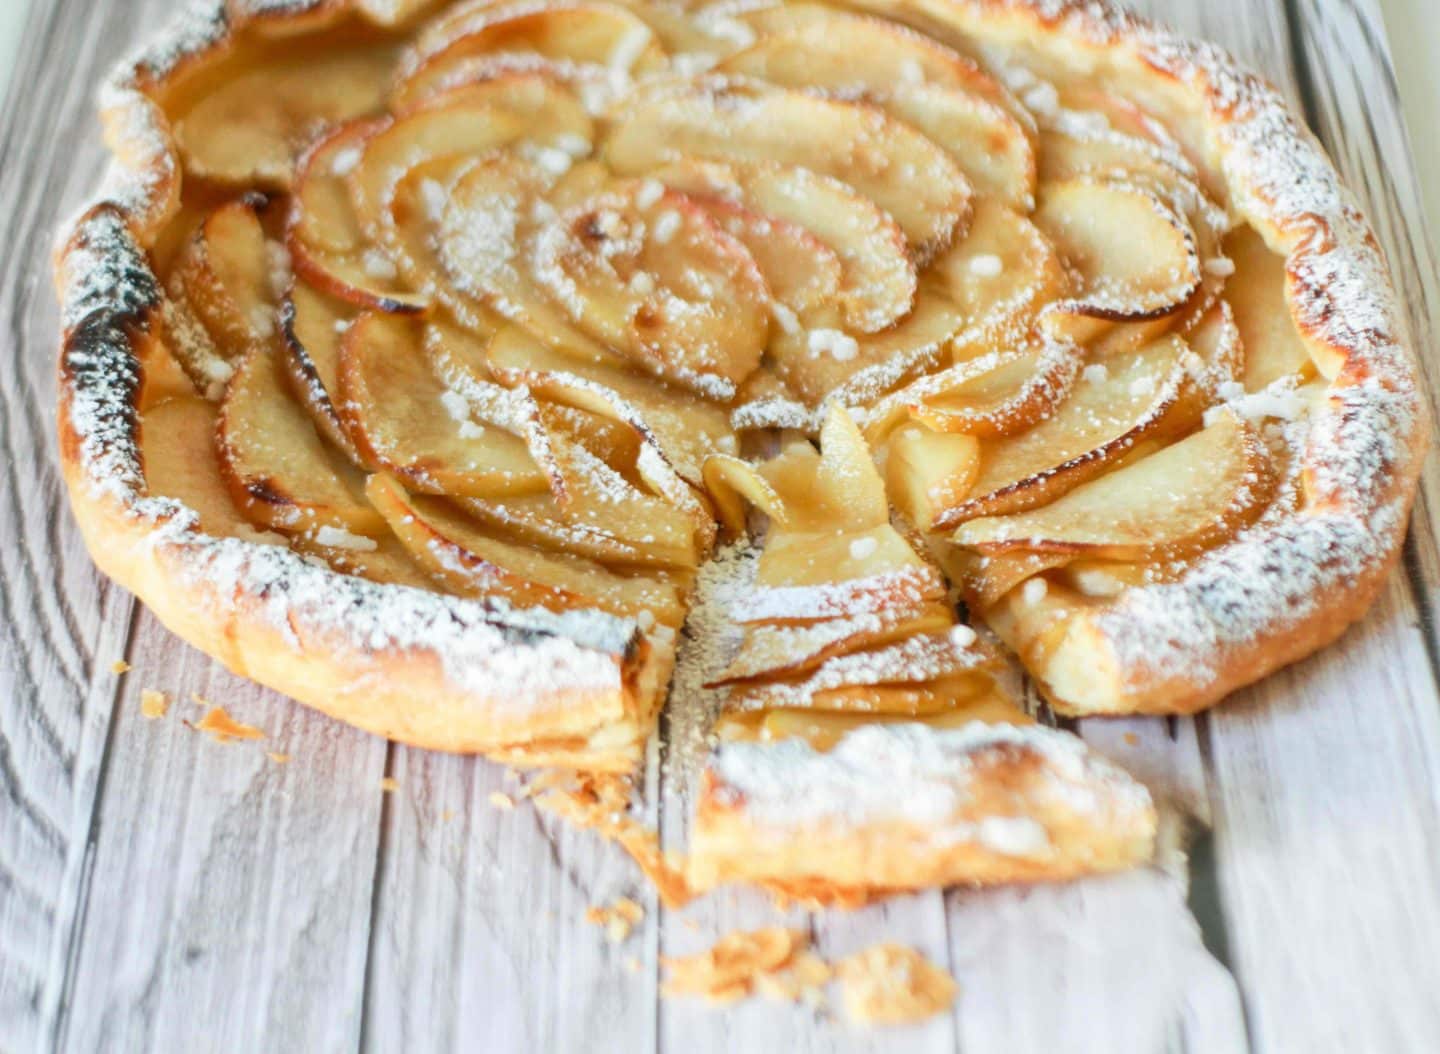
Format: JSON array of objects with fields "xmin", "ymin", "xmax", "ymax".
[
  {"xmin": 955, "ymin": 412, "xmax": 1274, "ymax": 559},
  {"xmin": 928, "ymin": 197, "xmax": 1069, "ymax": 361},
  {"xmin": 1038, "ymin": 125, "xmax": 1196, "ymax": 192},
  {"xmin": 885, "ymin": 424, "xmax": 981, "ymax": 531},
  {"xmin": 172, "ymin": 45, "xmax": 393, "ymax": 190},
  {"xmin": 484, "ymin": 323, "xmax": 737, "ymax": 484},
  {"xmin": 655, "ymin": 159, "xmax": 915, "ymax": 334},
  {"xmin": 165, "ymin": 198, "xmax": 278, "ymax": 397},
  {"xmin": 142, "ymin": 396, "xmax": 284, "ymax": 544},
  {"xmin": 1224, "ymin": 225, "xmax": 1316, "ymax": 390},
  {"xmin": 216, "ymin": 347, "xmax": 384, "ymax": 537},
  {"xmin": 528, "ymin": 180, "xmax": 770, "ymax": 393},
  {"xmin": 367, "ymin": 473, "xmax": 686, "ymax": 625},
  {"xmin": 950, "ymin": 549, "xmax": 1074, "ymax": 612},
  {"xmin": 604, "ymin": 80, "xmax": 971, "ymax": 259},
  {"xmin": 1034, "ymin": 178, "xmax": 1201, "ymax": 340},
  {"xmin": 288, "ymin": 118, "xmax": 428, "ymax": 314},
  {"xmin": 754, "ymin": 406, "xmax": 888, "ymax": 533},
  {"xmin": 292, "ymin": 528, "xmax": 442, "ymax": 591},
  {"xmin": 769, "ymin": 288, "xmax": 967, "ymax": 408},
  {"xmin": 934, "ymin": 332, "xmax": 1194, "ymax": 525},
  {"xmin": 758, "ymin": 527, "xmax": 934, "ymax": 590},
  {"xmin": 718, "ymin": 14, "xmax": 1034, "ymax": 207},
  {"xmin": 279, "ymin": 281, "xmax": 363, "ymax": 465},
  {"xmin": 722, "ymin": 696, "xmax": 1027, "ymax": 752},
  {"xmin": 864, "ymin": 339, "xmax": 1084, "ymax": 443},
  {"xmin": 707, "ymin": 599, "xmax": 955, "ymax": 686},
  {"xmin": 703, "ymin": 453, "xmax": 788, "ymax": 534},
  {"xmin": 350, "ymin": 74, "xmax": 591, "ymax": 240},
  {"xmin": 393, "ymin": 1, "xmax": 666, "ymax": 110},
  {"xmin": 336, "ymin": 312, "xmax": 550, "ymax": 498}
]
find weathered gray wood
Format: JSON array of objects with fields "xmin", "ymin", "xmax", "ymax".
[
  {"xmin": 360, "ymin": 746, "xmax": 660, "ymax": 1053},
  {"xmin": 58, "ymin": 610, "xmax": 388, "ymax": 1054},
  {"xmin": 0, "ymin": 0, "xmax": 153, "ymax": 1048},
  {"xmin": 1135, "ymin": 0, "xmax": 1440, "ymax": 1048}
]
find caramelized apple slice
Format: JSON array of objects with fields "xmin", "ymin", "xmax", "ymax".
[
  {"xmin": 172, "ymin": 46, "xmax": 392, "ymax": 190},
  {"xmin": 729, "ymin": 563, "xmax": 948, "ymax": 625},
  {"xmin": 484, "ymin": 323, "xmax": 736, "ymax": 484},
  {"xmin": 719, "ymin": 14, "xmax": 1034, "ymax": 207},
  {"xmin": 730, "ymin": 697, "xmax": 1026, "ymax": 751},
  {"xmin": 755, "ymin": 406, "xmax": 889, "ymax": 533},
  {"xmin": 702, "ymin": 454, "xmax": 788, "ymax": 534},
  {"xmin": 605, "ymin": 81, "xmax": 971, "ymax": 259},
  {"xmin": 279, "ymin": 282, "xmax": 363, "ymax": 464},
  {"xmin": 885, "ymin": 424, "xmax": 981, "ymax": 531},
  {"xmin": 1224, "ymin": 225, "xmax": 1316, "ymax": 390},
  {"xmin": 166, "ymin": 198, "xmax": 277, "ymax": 396},
  {"xmin": 864, "ymin": 340, "xmax": 1083, "ymax": 442},
  {"xmin": 929, "ymin": 198, "xmax": 1068, "ymax": 361},
  {"xmin": 656, "ymin": 159, "xmax": 915, "ymax": 333},
  {"xmin": 1038, "ymin": 125, "xmax": 1195, "ymax": 192},
  {"xmin": 1034, "ymin": 178, "xmax": 1200, "ymax": 340},
  {"xmin": 769, "ymin": 289, "xmax": 967, "ymax": 407},
  {"xmin": 350, "ymin": 75, "xmax": 592, "ymax": 241},
  {"xmin": 393, "ymin": 1, "xmax": 666, "ymax": 109},
  {"xmin": 367, "ymin": 473, "xmax": 685, "ymax": 624},
  {"xmin": 935, "ymin": 332, "xmax": 1193, "ymax": 524},
  {"xmin": 336, "ymin": 312, "xmax": 549, "ymax": 498},
  {"xmin": 708, "ymin": 600, "xmax": 955, "ymax": 685},
  {"xmin": 288, "ymin": 119, "xmax": 427, "ymax": 314},
  {"xmin": 216, "ymin": 348, "xmax": 384, "ymax": 537},
  {"xmin": 950, "ymin": 550, "xmax": 1074, "ymax": 612},
  {"xmin": 292, "ymin": 528, "xmax": 441, "ymax": 591},
  {"xmin": 758, "ymin": 527, "xmax": 934, "ymax": 590},
  {"xmin": 955, "ymin": 413, "xmax": 1273, "ymax": 559},
  {"xmin": 142, "ymin": 396, "xmax": 282, "ymax": 543},
  {"xmin": 528, "ymin": 180, "xmax": 770, "ymax": 393}
]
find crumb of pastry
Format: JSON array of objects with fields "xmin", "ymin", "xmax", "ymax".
[
  {"xmin": 190, "ymin": 703, "xmax": 266, "ymax": 742},
  {"xmin": 764, "ymin": 879, "xmax": 874, "ymax": 912},
  {"xmin": 623, "ymin": 956, "xmax": 642, "ymax": 974},
  {"xmin": 111, "ymin": 660, "xmax": 131, "ymax": 674},
  {"xmin": 586, "ymin": 896, "xmax": 646, "ymax": 943},
  {"xmin": 1123, "ymin": 732, "xmax": 1140, "ymax": 746},
  {"xmin": 835, "ymin": 944, "xmax": 957, "ymax": 1025},
  {"xmin": 140, "ymin": 689, "xmax": 169, "ymax": 719},
  {"xmin": 267, "ymin": 752, "xmax": 290, "ymax": 764},
  {"xmin": 488, "ymin": 791, "xmax": 515, "ymax": 810},
  {"xmin": 662, "ymin": 927, "xmax": 807, "ymax": 1003},
  {"xmin": 755, "ymin": 951, "xmax": 832, "ymax": 1006},
  {"xmin": 380, "ymin": 777, "xmax": 399, "ymax": 792},
  {"xmin": 536, "ymin": 773, "xmax": 694, "ymax": 909}
]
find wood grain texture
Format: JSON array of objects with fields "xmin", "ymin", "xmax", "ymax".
[{"xmin": 0, "ymin": 0, "xmax": 1437, "ymax": 1051}]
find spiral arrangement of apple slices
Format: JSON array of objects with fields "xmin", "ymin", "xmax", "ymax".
[{"xmin": 151, "ymin": 0, "xmax": 1322, "ymax": 749}]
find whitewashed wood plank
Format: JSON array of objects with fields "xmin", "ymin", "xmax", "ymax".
[
  {"xmin": 360, "ymin": 746, "xmax": 659, "ymax": 1053},
  {"xmin": 57, "ymin": 610, "xmax": 388, "ymax": 1054},
  {"xmin": 0, "ymin": 0, "xmax": 175, "ymax": 1048},
  {"xmin": 1134, "ymin": 0, "xmax": 1440, "ymax": 1048}
]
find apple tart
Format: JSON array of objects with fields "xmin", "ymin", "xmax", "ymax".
[{"xmin": 57, "ymin": 0, "xmax": 1428, "ymax": 894}]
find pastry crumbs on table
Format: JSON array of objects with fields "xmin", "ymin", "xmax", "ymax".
[
  {"xmin": 586, "ymin": 897, "xmax": 646, "ymax": 943},
  {"xmin": 139, "ymin": 689, "xmax": 168, "ymax": 720},
  {"xmin": 380, "ymin": 777, "xmax": 399, "ymax": 792},
  {"xmin": 661, "ymin": 927, "xmax": 808, "ymax": 1004},
  {"xmin": 189, "ymin": 703, "xmax": 266, "ymax": 742},
  {"xmin": 835, "ymin": 944, "xmax": 958, "ymax": 1026},
  {"xmin": 266, "ymin": 752, "xmax": 290, "ymax": 764},
  {"xmin": 487, "ymin": 791, "xmax": 515, "ymax": 810},
  {"xmin": 110, "ymin": 659, "xmax": 130, "ymax": 674}
]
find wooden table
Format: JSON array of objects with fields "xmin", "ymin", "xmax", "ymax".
[{"xmin": 3, "ymin": 1, "xmax": 1439, "ymax": 1051}]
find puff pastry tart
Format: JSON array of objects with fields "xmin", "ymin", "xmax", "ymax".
[{"xmin": 56, "ymin": 0, "xmax": 1428, "ymax": 895}]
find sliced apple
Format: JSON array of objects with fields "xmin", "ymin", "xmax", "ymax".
[
  {"xmin": 292, "ymin": 529, "xmax": 442, "ymax": 591},
  {"xmin": 718, "ymin": 14, "xmax": 1034, "ymax": 207},
  {"xmin": 754, "ymin": 406, "xmax": 889, "ymax": 533},
  {"xmin": 702, "ymin": 453, "xmax": 788, "ymax": 534},
  {"xmin": 956, "ymin": 412, "xmax": 1273, "ymax": 560},
  {"xmin": 484, "ymin": 323, "xmax": 737, "ymax": 484},
  {"xmin": 865, "ymin": 340, "xmax": 1084, "ymax": 443},
  {"xmin": 721, "ymin": 696, "xmax": 1027, "ymax": 751},
  {"xmin": 1034, "ymin": 178, "xmax": 1201, "ymax": 341},
  {"xmin": 885, "ymin": 424, "xmax": 981, "ymax": 531},
  {"xmin": 656, "ymin": 159, "xmax": 915, "ymax": 333},
  {"xmin": 769, "ymin": 289, "xmax": 967, "ymax": 407},
  {"xmin": 928, "ymin": 197, "xmax": 1069, "ymax": 361},
  {"xmin": 216, "ymin": 347, "xmax": 383, "ymax": 536},
  {"xmin": 279, "ymin": 281, "xmax": 363, "ymax": 464},
  {"xmin": 367, "ymin": 472, "xmax": 685, "ymax": 624},
  {"xmin": 393, "ymin": 1, "xmax": 666, "ymax": 110},
  {"xmin": 172, "ymin": 46, "xmax": 393, "ymax": 190},
  {"xmin": 1224, "ymin": 225, "xmax": 1316, "ymax": 391},
  {"xmin": 165, "ymin": 198, "xmax": 278, "ymax": 395},
  {"xmin": 336, "ymin": 312, "xmax": 550, "ymax": 498},
  {"xmin": 950, "ymin": 549, "xmax": 1074, "ymax": 612},
  {"xmin": 934, "ymin": 332, "xmax": 1195, "ymax": 525},
  {"xmin": 350, "ymin": 74, "xmax": 591, "ymax": 241},
  {"xmin": 758, "ymin": 527, "xmax": 933, "ymax": 590},
  {"xmin": 1038, "ymin": 125, "xmax": 1195, "ymax": 193},
  {"xmin": 142, "ymin": 396, "xmax": 282, "ymax": 543},
  {"xmin": 605, "ymin": 80, "xmax": 971, "ymax": 259},
  {"xmin": 527, "ymin": 180, "xmax": 770, "ymax": 393}
]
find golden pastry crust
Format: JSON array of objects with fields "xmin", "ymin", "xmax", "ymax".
[{"xmin": 52, "ymin": 0, "xmax": 1427, "ymax": 902}]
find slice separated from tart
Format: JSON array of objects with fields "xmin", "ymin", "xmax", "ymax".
[{"xmin": 57, "ymin": 0, "xmax": 1429, "ymax": 902}]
